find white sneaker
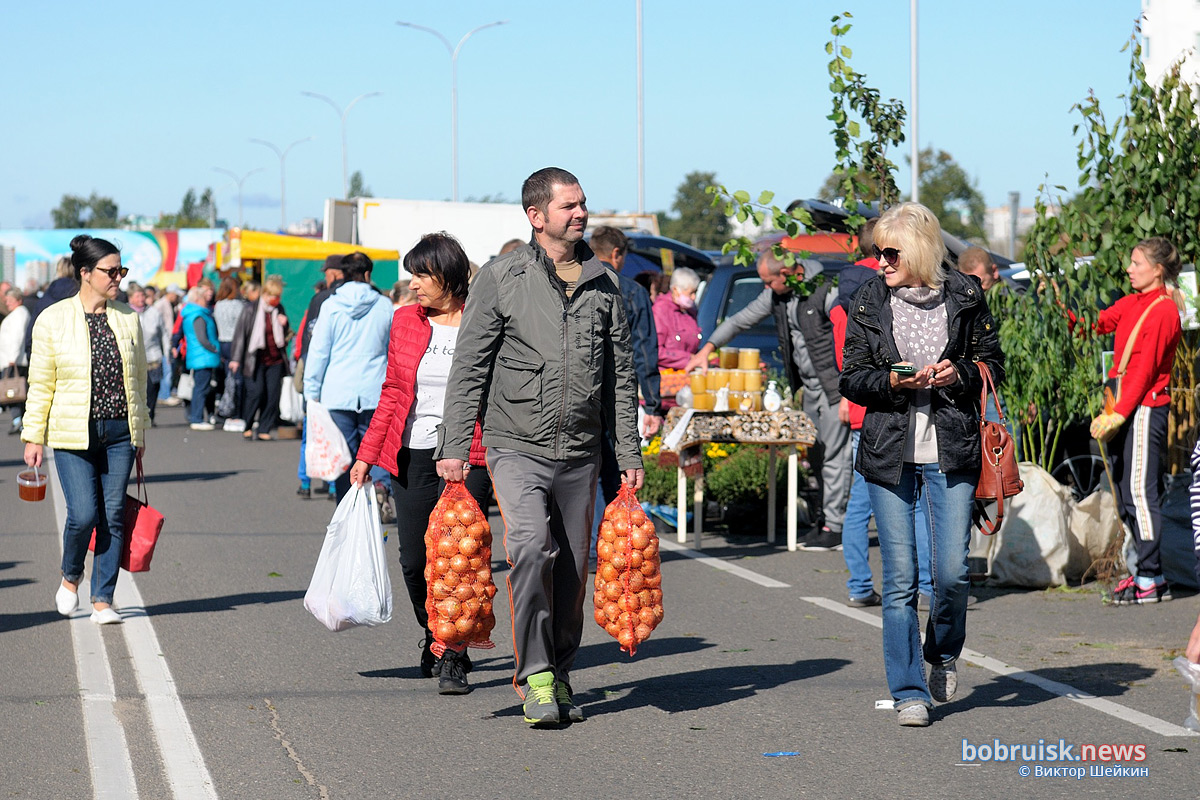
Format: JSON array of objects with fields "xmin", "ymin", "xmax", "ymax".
[
  {"xmin": 189, "ymin": 422, "xmax": 215, "ymax": 431},
  {"xmin": 223, "ymin": 418, "xmax": 246, "ymax": 432},
  {"xmin": 90, "ymin": 607, "xmax": 123, "ymax": 625},
  {"xmin": 55, "ymin": 584, "xmax": 79, "ymax": 616},
  {"xmin": 897, "ymin": 703, "xmax": 930, "ymax": 727}
]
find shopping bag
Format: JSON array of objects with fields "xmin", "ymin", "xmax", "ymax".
[
  {"xmin": 304, "ymin": 484, "xmax": 393, "ymax": 631},
  {"xmin": 215, "ymin": 374, "xmax": 237, "ymax": 418},
  {"xmin": 176, "ymin": 372, "xmax": 194, "ymax": 402},
  {"xmin": 305, "ymin": 400, "xmax": 351, "ymax": 482},
  {"xmin": 424, "ymin": 481, "xmax": 497, "ymax": 648},
  {"xmin": 0, "ymin": 366, "xmax": 27, "ymax": 406},
  {"xmin": 89, "ymin": 453, "xmax": 164, "ymax": 572},
  {"xmin": 279, "ymin": 374, "xmax": 303, "ymax": 424}
]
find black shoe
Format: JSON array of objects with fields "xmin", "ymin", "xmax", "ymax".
[
  {"xmin": 798, "ymin": 526, "xmax": 843, "ymax": 551},
  {"xmin": 420, "ymin": 634, "xmax": 437, "ymax": 678},
  {"xmin": 437, "ymin": 650, "xmax": 470, "ymax": 695},
  {"xmin": 296, "ymin": 485, "xmax": 311, "ymax": 499},
  {"xmin": 847, "ymin": 590, "xmax": 881, "ymax": 608}
]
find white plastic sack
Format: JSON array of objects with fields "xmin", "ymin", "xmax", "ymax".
[
  {"xmin": 176, "ymin": 372, "xmax": 194, "ymax": 402},
  {"xmin": 986, "ymin": 463, "xmax": 1082, "ymax": 588},
  {"xmin": 279, "ymin": 374, "xmax": 304, "ymax": 424},
  {"xmin": 304, "ymin": 484, "xmax": 393, "ymax": 631},
  {"xmin": 1172, "ymin": 656, "xmax": 1200, "ymax": 732},
  {"xmin": 305, "ymin": 400, "xmax": 351, "ymax": 482}
]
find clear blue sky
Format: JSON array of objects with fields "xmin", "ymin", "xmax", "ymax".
[{"xmin": 1, "ymin": 1, "xmax": 1142, "ymax": 237}]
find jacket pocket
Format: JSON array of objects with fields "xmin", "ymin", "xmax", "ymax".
[{"xmin": 495, "ymin": 355, "xmax": 543, "ymax": 405}]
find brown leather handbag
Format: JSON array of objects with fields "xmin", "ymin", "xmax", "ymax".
[{"xmin": 974, "ymin": 362, "xmax": 1023, "ymax": 534}]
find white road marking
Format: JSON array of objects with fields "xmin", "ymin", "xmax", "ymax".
[
  {"xmin": 47, "ymin": 448, "xmax": 220, "ymax": 798},
  {"xmin": 48, "ymin": 450, "xmax": 140, "ymax": 798},
  {"xmin": 658, "ymin": 538, "xmax": 790, "ymax": 588},
  {"xmin": 801, "ymin": 595, "xmax": 1200, "ymax": 738}
]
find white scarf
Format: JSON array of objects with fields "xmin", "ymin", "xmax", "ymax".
[{"xmin": 247, "ymin": 299, "xmax": 285, "ymax": 354}]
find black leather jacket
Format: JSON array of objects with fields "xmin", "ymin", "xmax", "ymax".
[{"xmin": 839, "ymin": 270, "xmax": 1004, "ymax": 486}]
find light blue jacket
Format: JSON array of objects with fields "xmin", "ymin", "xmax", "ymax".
[{"xmin": 302, "ymin": 281, "xmax": 393, "ymax": 411}]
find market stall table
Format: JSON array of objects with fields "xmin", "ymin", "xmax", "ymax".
[{"xmin": 660, "ymin": 407, "xmax": 817, "ymax": 551}]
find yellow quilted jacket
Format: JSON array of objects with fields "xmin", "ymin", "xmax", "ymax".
[{"xmin": 21, "ymin": 295, "xmax": 151, "ymax": 450}]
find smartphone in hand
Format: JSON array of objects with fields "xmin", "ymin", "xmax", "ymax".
[{"xmin": 890, "ymin": 362, "xmax": 917, "ymax": 375}]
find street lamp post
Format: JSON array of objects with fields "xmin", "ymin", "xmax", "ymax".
[
  {"xmin": 301, "ymin": 91, "xmax": 382, "ymax": 199},
  {"xmin": 213, "ymin": 167, "xmax": 265, "ymax": 228},
  {"xmin": 396, "ymin": 19, "xmax": 507, "ymax": 202},
  {"xmin": 250, "ymin": 136, "xmax": 314, "ymax": 231}
]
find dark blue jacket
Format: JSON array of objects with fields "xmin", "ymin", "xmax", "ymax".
[{"xmin": 611, "ymin": 267, "xmax": 663, "ymax": 416}]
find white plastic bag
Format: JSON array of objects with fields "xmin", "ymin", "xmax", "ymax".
[
  {"xmin": 176, "ymin": 372, "xmax": 194, "ymax": 402},
  {"xmin": 279, "ymin": 374, "xmax": 303, "ymax": 424},
  {"xmin": 1173, "ymin": 657, "xmax": 1200, "ymax": 732},
  {"xmin": 305, "ymin": 399, "xmax": 351, "ymax": 482},
  {"xmin": 304, "ymin": 484, "xmax": 393, "ymax": 631}
]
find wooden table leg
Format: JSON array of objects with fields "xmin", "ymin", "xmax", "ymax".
[
  {"xmin": 676, "ymin": 466, "xmax": 687, "ymax": 544},
  {"xmin": 767, "ymin": 445, "xmax": 777, "ymax": 545},
  {"xmin": 787, "ymin": 448, "xmax": 798, "ymax": 551},
  {"xmin": 693, "ymin": 471, "xmax": 704, "ymax": 550}
]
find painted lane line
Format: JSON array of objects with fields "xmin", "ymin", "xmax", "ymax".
[
  {"xmin": 48, "ymin": 449, "xmax": 140, "ymax": 799},
  {"xmin": 658, "ymin": 538, "xmax": 790, "ymax": 588},
  {"xmin": 800, "ymin": 595, "xmax": 1199, "ymax": 739},
  {"xmin": 116, "ymin": 579, "xmax": 219, "ymax": 799}
]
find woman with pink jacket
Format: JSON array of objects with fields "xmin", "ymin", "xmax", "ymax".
[{"xmin": 652, "ymin": 267, "xmax": 703, "ymax": 369}]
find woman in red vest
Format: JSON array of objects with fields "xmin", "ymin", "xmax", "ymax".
[{"xmin": 350, "ymin": 232, "xmax": 488, "ymax": 695}]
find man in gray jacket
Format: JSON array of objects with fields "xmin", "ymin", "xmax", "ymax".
[{"xmin": 436, "ymin": 167, "xmax": 643, "ymax": 727}]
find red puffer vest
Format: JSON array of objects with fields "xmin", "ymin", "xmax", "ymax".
[{"xmin": 357, "ymin": 304, "xmax": 485, "ymax": 474}]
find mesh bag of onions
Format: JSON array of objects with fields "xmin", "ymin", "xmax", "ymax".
[
  {"xmin": 592, "ymin": 483, "xmax": 664, "ymax": 655},
  {"xmin": 424, "ymin": 481, "xmax": 498, "ymax": 647}
]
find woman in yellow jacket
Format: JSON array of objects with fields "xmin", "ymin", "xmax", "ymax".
[{"xmin": 22, "ymin": 235, "xmax": 150, "ymax": 624}]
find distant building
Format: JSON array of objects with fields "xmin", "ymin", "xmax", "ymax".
[
  {"xmin": 984, "ymin": 205, "xmax": 1044, "ymax": 260},
  {"xmin": 0, "ymin": 246, "xmax": 13, "ymax": 285},
  {"xmin": 286, "ymin": 218, "xmax": 321, "ymax": 237},
  {"xmin": 25, "ymin": 259, "xmax": 51, "ymax": 290},
  {"xmin": 1141, "ymin": 0, "xmax": 1200, "ymax": 85}
]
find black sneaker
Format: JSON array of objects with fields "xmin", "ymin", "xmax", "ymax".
[
  {"xmin": 419, "ymin": 635, "xmax": 437, "ymax": 678},
  {"xmin": 296, "ymin": 484, "xmax": 311, "ymax": 499},
  {"xmin": 436, "ymin": 650, "xmax": 470, "ymax": 695},
  {"xmin": 847, "ymin": 590, "xmax": 881, "ymax": 608},
  {"xmin": 798, "ymin": 526, "xmax": 842, "ymax": 551}
]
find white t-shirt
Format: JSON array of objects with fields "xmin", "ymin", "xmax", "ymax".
[{"xmin": 403, "ymin": 320, "xmax": 458, "ymax": 449}]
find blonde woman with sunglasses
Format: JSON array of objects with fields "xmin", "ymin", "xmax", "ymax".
[{"xmin": 23, "ymin": 235, "xmax": 150, "ymax": 624}]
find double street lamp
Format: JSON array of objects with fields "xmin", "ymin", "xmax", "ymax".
[
  {"xmin": 213, "ymin": 167, "xmax": 264, "ymax": 229},
  {"xmin": 396, "ymin": 20, "xmax": 507, "ymax": 203},
  {"xmin": 301, "ymin": 90, "xmax": 382, "ymax": 200},
  {"xmin": 250, "ymin": 136, "xmax": 314, "ymax": 231}
]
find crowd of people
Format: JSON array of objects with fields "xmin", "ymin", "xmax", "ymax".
[{"xmin": 10, "ymin": 167, "xmax": 1200, "ymax": 730}]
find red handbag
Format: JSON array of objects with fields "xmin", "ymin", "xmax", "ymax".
[
  {"xmin": 88, "ymin": 453, "xmax": 164, "ymax": 572},
  {"xmin": 974, "ymin": 362, "xmax": 1023, "ymax": 535}
]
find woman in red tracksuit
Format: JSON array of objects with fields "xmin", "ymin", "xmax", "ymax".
[
  {"xmin": 350, "ymin": 232, "xmax": 489, "ymax": 693},
  {"xmin": 1068, "ymin": 237, "xmax": 1182, "ymax": 605}
]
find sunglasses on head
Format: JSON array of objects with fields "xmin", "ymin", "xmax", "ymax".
[
  {"xmin": 91, "ymin": 266, "xmax": 129, "ymax": 280},
  {"xmin": 871, "ymin": 246, "xmax": 901, "ymax": 266}
]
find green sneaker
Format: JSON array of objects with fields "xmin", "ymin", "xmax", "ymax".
[
  {"xmin": 522, "ymin": 671, "xmax": 560, "ymax": 726},
  {"xmin": 556, "ymin": 679, "xmax": 584, "ymax": 722}
]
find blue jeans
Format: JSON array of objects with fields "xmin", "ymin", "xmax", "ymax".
[
  {"xmin": 328, "ymin": 407, "xmax": 375, "ymax": 500},
  {"xmin": 55, "ymin": 419, "xmax": 136, "ymax": 605},
  {"xmin": 843, "ymin": 432, "xmax": 933, "ymax": 599},
  {"xmin": 188, "ymin": 367, "xmax": 213, "ymax": 423},
  {"xmin": 868, "ymin": 463, "xmax": 975, "ymax": 709}
]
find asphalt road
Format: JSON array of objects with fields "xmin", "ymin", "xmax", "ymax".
[{"xmin": 2, "ymin": 404, "xmax": 1198, "ymax": 800}]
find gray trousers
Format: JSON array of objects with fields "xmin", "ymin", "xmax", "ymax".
[
  {"xmin": 486, "ymin": 447, "xmax": 601, "ymax": 693},
  {"xmin": 803, "ymin": 386, "xmax": 852, "ymax": 532}
]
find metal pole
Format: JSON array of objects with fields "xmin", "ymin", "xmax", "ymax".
[
  {"xmin": 213, "ymin": 167, "xmax": 264, "ymax": 229},
  {"xmin": 636, "ymin": 0, "xmax": 645, "ymax": 214},
  {"xmin": 910, "ymin": 0, "xmax": 919, "ymax": 204},
  {"xmin": 250, "ymin": 137, "xmax": 313, "ymax": 230},
  {"xmin": 302, "ymin": 91, "xmax": 381, "ymax": 199},
  {"xmin": 398, "ymin": 21, "xmax": 507, "ymax": 202}
]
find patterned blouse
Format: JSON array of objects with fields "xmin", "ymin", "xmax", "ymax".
[{"xmin": 85, "ymin": 312, "xmax": 128, "ymax": 420}]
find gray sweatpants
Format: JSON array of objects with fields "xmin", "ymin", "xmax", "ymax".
[
  {"xmin": 486, "ymin": 447, "xmax": 601, "ymax": 693},
  {"xmin": 803, "ymin": 385, "xmax": 852, "ymax": 532}
]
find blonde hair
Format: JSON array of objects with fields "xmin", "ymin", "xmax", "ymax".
[
  {"xmin": 873, "ymin": 202, "xmax": 948, "ymax": 288},
  {"xmin": 263, "ymin": 275, "xmax": 284, "ymax": 296}
]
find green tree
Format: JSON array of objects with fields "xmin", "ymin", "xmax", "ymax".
[
  {"xmin": 1003, "ymin": 29, "xmax": 1200, "ymax": 470},
  {"xmin": 348, "ymin": 170, "xmax": 373, "ymax": 198},
  {"xmin": 657, "ymin": 171, "xmax": 730, "ymax": 249},
  {"xmin": 910, "ymin": 147, "xmax": 986, "ymax": 242},
  {"xmin": 52, "ymin": 192, "xmax": 119, "ymax": 228},
  {"xmin": 155, "ymin": 187, "xmax": 218, "ymax": 228},
  {"xmin": 816, "ymin": 170, "xmax": 882, "ymax": 204}
]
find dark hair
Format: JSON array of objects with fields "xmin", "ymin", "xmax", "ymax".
[
  {"xmin": 590, "ymin": 226, "xmax": 628, "ymax": 259},
  {"xmin": 341, "ymin": 251, "xmax": 374, "ymax": 282},
  {"xmin": 69, "ymin": 234, "xmax": 120, "ymax": 281},
  {"xmin": 323, "ymin": 254, "xmax": 345, "ymax": 272},
  {"xmin": 498, "ymin": 238, "xmax": 525, "ymax": 256},
  {"xmin": 522, "ymin": 167, "xmax": 579, "ymax": 214},
  {"xmin": 215, "ymin": 276, "xmax": 241, "ymax": 302},
  {"xmin": 403, "ymin": 232, "xmax": 471, "ymax": 301},
  {"xmin": 1136, "ymin": 236, "xmax": 1183, "ymax": 284},
  {"xmin": 857, "ymin": 218, "xmax": 878, "ymax": 258}
]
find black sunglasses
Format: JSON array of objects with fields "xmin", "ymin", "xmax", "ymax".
[
  {"xmin": 872, "ymin": 246, "xmax": 902, "ymax": 266},
  {"xmin": 90, "ymin": 265, "xmax": 129, "ymax": 280}
]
